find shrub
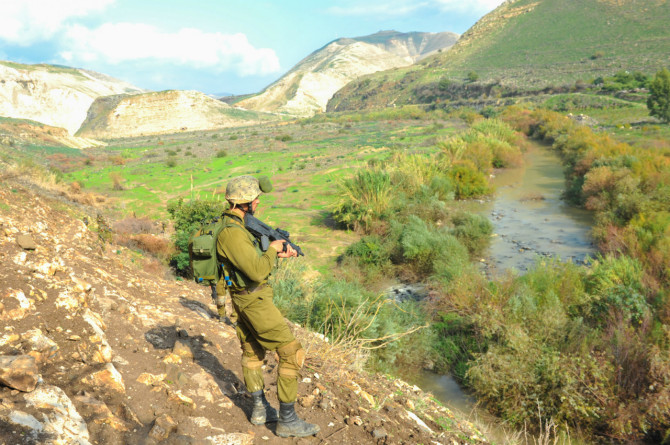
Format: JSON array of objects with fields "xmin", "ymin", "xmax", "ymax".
[
  {"xmin": 450, "ymin": 212, "xmax": 493, "ymax": 255},
  {"xmin": 398, "ymin": 216, "xmax": 469, "ymax": 282},
  {"xmin": 109, "ymin": 172, "xmax": 124, "ymax": 191},
  {"xmin": 166, "ymin": 198, "xmax": 226, "ymax": 275},
  {"xmin": 113, "ymin": 217, "xmax": 155, "ymax": 235},
  {"xmin": 448, "ymin": 161, "xmax": 491, "ymax": 199},
  {"xmin": 647, "ymin": 68, "xmax": 670, "ymax": 123},
  {"xmin": 166, "ymin": 159, "xmax": 177, "ymax": 168},
  {"xmin": 332, "ymin": 168, "xmax": 393, "ymax": 232},
  {"xmin": 216, "ymin": 149, "xmax": 227, "ymax": 158}
]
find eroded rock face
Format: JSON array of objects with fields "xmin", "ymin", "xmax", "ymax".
[
  {"xmin": 76, "ymin": 90, "xmax": 272, "ymax": 139},
  {"xmin": 235, "ymin": 30, "xmax": 459, "ymax": 117},
  {"xmin": 0, "ymin": 61, "xmax": 144, "ymax": 135}
]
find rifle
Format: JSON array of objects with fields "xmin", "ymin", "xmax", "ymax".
[{"xmin": 244, "ymin": 213, "xmax": 304, "ymax": 257}]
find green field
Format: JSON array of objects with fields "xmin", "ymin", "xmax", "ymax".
[{"xmin": 62, "ymin": 115, "xmax": 461, "ymax": 270}]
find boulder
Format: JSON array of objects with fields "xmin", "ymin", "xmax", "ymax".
[
  {"xmin": 0, "ymin": 355, "xmax": 40, "ymax": 392},
  {"xmin": 16, "ymin": 234, "xmax": 37, "ymax": 250}
]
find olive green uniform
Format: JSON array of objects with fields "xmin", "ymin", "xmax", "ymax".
[{"xmin": 216, "ymin": 210, "xmax": 304, "ymax": 403}]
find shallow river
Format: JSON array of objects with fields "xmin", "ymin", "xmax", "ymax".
[{"xmin": 411, "ymin": 144, "xmax": 596, "ymax": 438}]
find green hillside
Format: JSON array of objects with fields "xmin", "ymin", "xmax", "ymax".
[{"xmin": 329, "ymin": 0, "xmax": 670, "ymax": 111}]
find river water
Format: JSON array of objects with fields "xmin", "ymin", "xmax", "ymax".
[{"xmin": 411, "ymin": 144, "xmax": 596, "ymax": 439}]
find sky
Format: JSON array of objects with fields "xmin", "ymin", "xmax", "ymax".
[{"xmin": 0, "ymin": 0, "xmax": 505, "ymax": 96}]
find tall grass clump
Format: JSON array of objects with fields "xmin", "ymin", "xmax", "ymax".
[{"xmin": 331, "ymin": 168, "xmax": 393, "ymax": 232}]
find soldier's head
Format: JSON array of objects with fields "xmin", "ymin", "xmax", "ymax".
[{"xmin": 225, "ymin": 175, "xmax": 273, "ymax": 215}]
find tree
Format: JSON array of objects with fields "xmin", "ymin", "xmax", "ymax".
[{"xmin": 647, "ymin": 68, "xmax": 670, "ymax": 123}]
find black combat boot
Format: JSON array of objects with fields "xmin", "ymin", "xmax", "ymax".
[
  {"xmin": 276, "ymin": 402, "xmax": 320, "ymax": 438},
  {"xmin": 250, "ymin": 390, "xmax": 278, "ymax": 425}
]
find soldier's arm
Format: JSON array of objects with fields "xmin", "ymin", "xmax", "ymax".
[{"xmin": 217, "ymin": 227, "xmax": 278, "ymax": 283}]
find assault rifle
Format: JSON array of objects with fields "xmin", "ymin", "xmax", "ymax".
[{"xmin": 244, "ymin": 214, "xmax": 304, "ymax": 257}]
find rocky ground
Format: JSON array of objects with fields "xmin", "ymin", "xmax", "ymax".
[{"xmin": 0, "ymin": 178, "xmax": 487, "ymax": 445}]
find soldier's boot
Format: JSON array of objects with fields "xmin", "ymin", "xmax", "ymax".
[
  {"xmin": 250, "ymin": 390, "xmax": 278, "ymax": 425},
  {"xmin": 276, "ymin": 402, "xmax": 320, "ymax": 438}
]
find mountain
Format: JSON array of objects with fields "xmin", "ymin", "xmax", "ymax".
[
  {"xmin": 328, "ymin": 0, "xmax": 670, "ymax": 111},
  {"xmin": 0, "ymin": 61, "xmax": 145, "ymax": 135},
  {"xmin": 234, "ymin": 30, "xmax": 459, "ymax": 117},
  {"xmin": 76, "ymin": 90, "xmax": 277, "ymax": 139},
  {"xmin": 0, "ymin": 176, "xmax": 487, "ymax": 444}
]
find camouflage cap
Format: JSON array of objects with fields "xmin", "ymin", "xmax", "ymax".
[{"xmin": 225, "ymin": 175, "xmax": 263, "ymax": 204}]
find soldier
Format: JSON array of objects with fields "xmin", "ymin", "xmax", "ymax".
[{"xmin": 218, "ymin": 175, "xmax": 320, "ymax": 438}]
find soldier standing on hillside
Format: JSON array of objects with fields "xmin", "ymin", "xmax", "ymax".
[{"xmin": 217, "ymin": 175, "xmax": 320, "ymax": 438}]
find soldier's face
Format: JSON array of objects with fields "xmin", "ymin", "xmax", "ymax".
[{"xmin": 251, "ymin": 198, "xmax": 260, "ymax": 213}]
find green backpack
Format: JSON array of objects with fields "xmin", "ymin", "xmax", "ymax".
[{"xmin": 188, "ymin": 217, "xmax": 233, "ymax": 287}]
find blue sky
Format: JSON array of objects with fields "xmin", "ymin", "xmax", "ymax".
[{"xmin": 0, "ymin": 0, "xmax": 504, "ymax": 96}]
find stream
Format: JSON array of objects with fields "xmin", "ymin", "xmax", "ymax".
[{"xmin": 411, "ymin": 144, "xmax": 596, "ymax": 439}]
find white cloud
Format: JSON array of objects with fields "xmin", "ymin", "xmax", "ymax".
[
  {"xmin": 328, "ymin": 0, "xmax": 505, "ymax": 17},
  {"xmin": 60, "ymin": 23, "xmax": 281, "ymax": 77},
  {"xmin": 0, "ymin": 0, "xmax": 115, "ymax": 45}
]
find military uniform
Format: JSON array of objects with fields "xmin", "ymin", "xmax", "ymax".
[{"xmin": 216, "ymin": 210, "xmax": 304, "ymax": 403}]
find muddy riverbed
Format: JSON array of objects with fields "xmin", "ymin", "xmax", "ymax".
[{"xmin": 411, "ymin": 144, "xmax": 596, "ymax": 439}]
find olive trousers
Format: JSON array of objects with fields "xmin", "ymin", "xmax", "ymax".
[{"xmin": 231, "ymin": 286, "xmax": 305, "ymax": 403}]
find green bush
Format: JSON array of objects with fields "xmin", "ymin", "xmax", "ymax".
[
  {"xmin": 332, "ymin": 168, "xmax": 394, "ymax": 231},
  {"xmin": 449, "ymin": 162, "xmax": 491, "ymax": 199},
  {"xmin": 166, "ymin": 198, "xmax": 226, "ymax": 276},
  {"xmin": 451, "ymin": 213, "xmax": 493, "ymax": 255},
  {"xmin": 398, "ymin": 216, "xmax": 470, "ymax": 282},
  {"xmin": 647, "ymin": 67, "xmax": 670, "ymax": 123}
]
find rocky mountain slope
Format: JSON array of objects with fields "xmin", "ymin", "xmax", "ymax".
[
  {"xmin": 328, "ymin": 0, "xmax": 670, "ymax": 111},
  {"xmin": 234, "ymin": 30, "xmax": 459, "ymax": 117},
  {"xmin": 0, "ymin": 176, "xmax": 487, "ymax": 444},
  {"xmin": 0, "ymin": 61, "xmax": 145, "ymax": 135},
  {"xmin": 76, "ymin": 90, "xmax": 279, "ymax": 139}
]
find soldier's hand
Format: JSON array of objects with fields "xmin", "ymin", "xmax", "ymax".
[{"xmin": 272, "ymin": 240, "xmax": 297, "ymax": 258}]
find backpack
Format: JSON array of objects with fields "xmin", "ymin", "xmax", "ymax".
[{"xmin": 188, "ymin": 216, "xmax": 233, "ymax": 287}]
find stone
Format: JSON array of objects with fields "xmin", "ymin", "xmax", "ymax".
[
  {"xmin": 1, "ymin": 289, "xmax": 35, "ymax": 321},
  {"xmin": 22, "ymin": 329, "xmax": 59, "ymax": 363},
  {"xmin": 319, "ymin": 399, "xmax": 332, "ymax": 411},
  {"xmin": 168, "ymin": 390, "xmax": 196, "ymax": 409},
  {"xmin": 372, "ymin": 428, "xmax": 388, "ymax": 439},
  {"xmin": 173, "ymin": 338, "xmax": 194, "ymax": 361},
  {"xmin": 137, "ymin": 372, "xmax": 167, "ymax": 386},
  {"xmin": 0, "ymin": 355, "xmax": 39, "ymax": 392},
  {"xmin": 83, "ymin": 363, "xmax": 126, "ymax": 394},
  {"xmin": 191, "ymin": 372, "xmax": 224, "ymax": 403},
  {"xmin": 299, "ymin": 394, "xmax": 315, "ymax": 408},
  {"xmin": 360, "ymin": 390, "xmax": 375, "ymax": 407},
  {"xmin": 206, "ymin": 433, "xmax": 254, "ymax": 445},
  {"xmin": 149, "ymin": 414, "xmax": 177, "ymax": 441},
  {"xmin": 24, "ymin": 384, "xmax": 91, "ymax": 444},
  {"xmin": 166, "ymin": 363, "xmax": 190, "ymax": 387},
  {"xmin": 16, "ymin": 234, "xmax": 37, "ymax": 250}
]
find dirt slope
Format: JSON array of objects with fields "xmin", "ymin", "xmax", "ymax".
[{"xmin": 0, "ymin": 178, "xmax": 487, "ymax": 444}]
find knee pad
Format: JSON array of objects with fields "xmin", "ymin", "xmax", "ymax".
[
  {"xmin": 276, "ymin": 340, "xmax": 305, "ymax": 378},
  {"xmin": 241, "ymin": 341, "xmax": 265, "ymax": 370}
]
